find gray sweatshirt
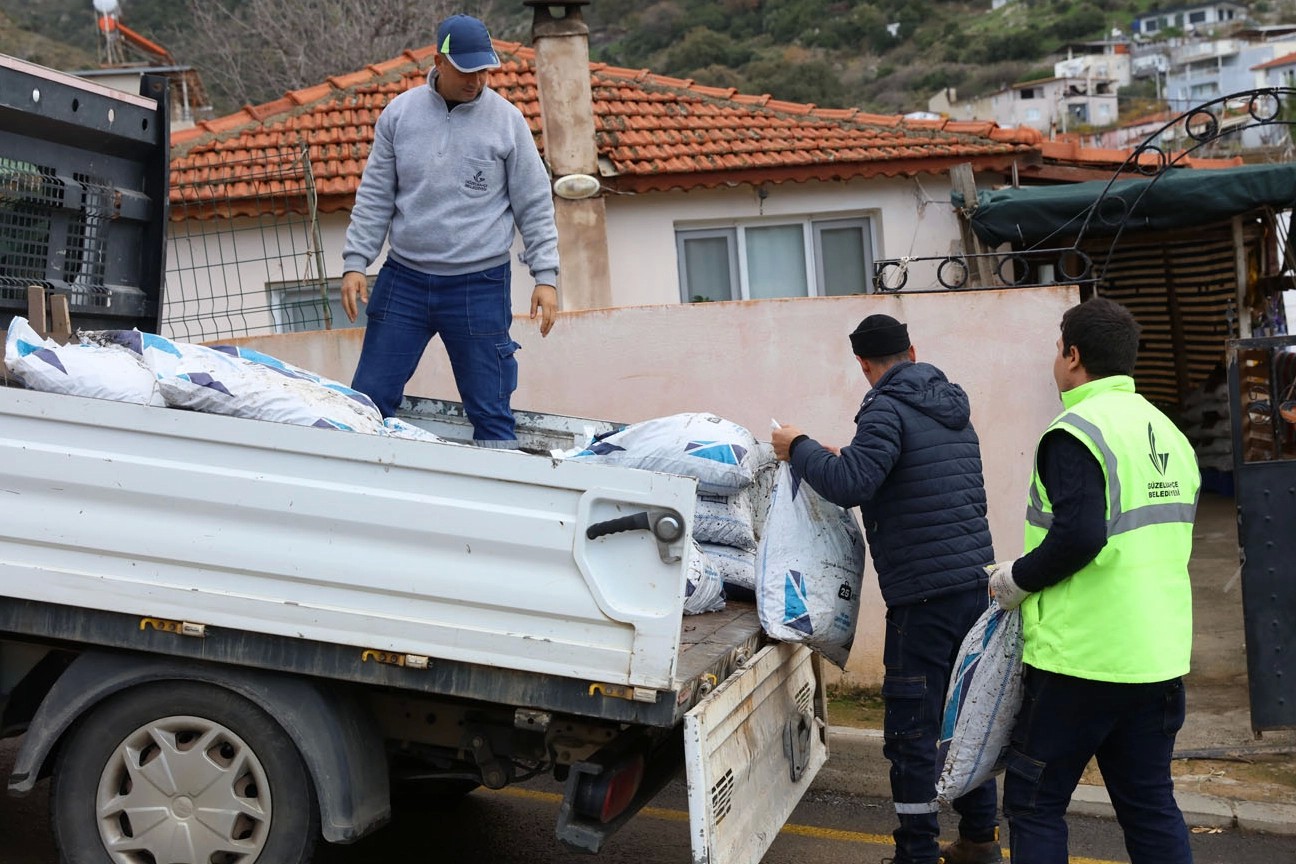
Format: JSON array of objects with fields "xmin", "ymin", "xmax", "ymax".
[{"xmin": 342, "ymin": 69, "xmax": 559, "ymax": 286}]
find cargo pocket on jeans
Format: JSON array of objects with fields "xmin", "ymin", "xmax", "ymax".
[
  {"xmin": 881, "ymin": 675, "xmax": 927, "ymax": 741},
  {"xmin": 1001, "ymin": 747, "xmax": 1045, "ymax": 815},
  {"xmin": 496, "ymin": 340, "xmax": 520, "ymax": 399}
]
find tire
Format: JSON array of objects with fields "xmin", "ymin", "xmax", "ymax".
[{"xmin": 50, "ymin": 681, "xmax": 319, "ymax": 864}]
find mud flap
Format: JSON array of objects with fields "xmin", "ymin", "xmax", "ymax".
[{"xmin": 682, "ymin": 642, "xmax": 827, "ymax": 864}]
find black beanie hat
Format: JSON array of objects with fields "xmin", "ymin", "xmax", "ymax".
[{"xmin": 849, "ymin": 314, "xmax": 910, "ymax": 358}]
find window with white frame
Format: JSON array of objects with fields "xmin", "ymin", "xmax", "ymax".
[
  {"xmin": 676, "ymin": 216, "xmax": 875, "ymax": 302},
  {"xmin": 268, "ymin": 276, "xmax": 368, "ymax": 333}
]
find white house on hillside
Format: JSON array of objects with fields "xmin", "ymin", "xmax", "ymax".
[
  {"xmin": 1055, "ymin": 40, "xmax": 1133, "ymax": 87},
  {"xmin": 1131, "ymin": 3, "xmax": 1249, "ymax": 38},
  {"xmin": 931, "ymin": 76, "xmax": 1118, "ymax": 136},
  {"xmin": 1165, "ymin": 35, "xmax": 1296, "ymax": 109}
]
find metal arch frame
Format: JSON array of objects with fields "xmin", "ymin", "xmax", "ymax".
[{"xmin": 869, "ymin": 88, "xmax": 1296, "ymax": 294}]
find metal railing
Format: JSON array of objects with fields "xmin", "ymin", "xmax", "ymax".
[
  {"xmin": 871, "ymin": 88, "xmax": 1296, "ymax": 295},
  {"xmin": 164, "ymin": 143, "xmax": 330, "ymax": 342}
]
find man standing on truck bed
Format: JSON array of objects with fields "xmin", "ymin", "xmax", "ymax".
[
  {"xmin": 986, "ymin": 297, "xmax": 1199, "ymax": 864},
  {"xmin": 340, "ymin": 14, "xmax": 559, "ymax": 449},
  {"xmin": 771, "ymin": 314, "xmax": 1001, "ymax": 864}
]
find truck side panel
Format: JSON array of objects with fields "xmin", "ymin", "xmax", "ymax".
[{"xmin": 0, "ymin": 388, "xmax": 696, "ymax": 690}]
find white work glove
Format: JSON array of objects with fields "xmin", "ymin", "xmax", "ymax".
[{"xmin": 987, "ymin": 560, "xmax": 1029, "ymax": 611}]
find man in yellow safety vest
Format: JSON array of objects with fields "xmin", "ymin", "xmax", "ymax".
[{"xmin": 988, "ymin": 297, "xmax": 1199, "ymax": 863}]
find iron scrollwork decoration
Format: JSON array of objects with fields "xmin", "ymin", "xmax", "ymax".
[
  {"xmin": 871, "ymin": 247, "xmax": 1093, "ymax": 293},
  {"xmin": 870, "ymin": 88, "xmax": 1296, "ymax": 294}
]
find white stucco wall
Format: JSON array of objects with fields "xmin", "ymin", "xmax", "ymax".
[
  {"xmin": 165, "ymin": 175, "xmax": 965, "ymax": 331},
  {"xmin": 599, "ymin": 177, "xmax": 963, "ymax": 307},
  {"xmin": 229, "ymin": 285, "xmax": 1078, "ymax": 687}
]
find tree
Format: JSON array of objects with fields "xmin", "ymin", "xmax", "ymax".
[
  {"xmin": 1052, "ymin": 2, "xmax": 1107, "ymax": 40},
  {"xmin": 661, "ymin": 27, "xmax": 752, "ymax": 74},
  {"xmin": 181, "ymin": 0, "xmax": 499, "ymax": 112},
  {"xmin": 743, "ymin": 56, "xmax": 846, "ymax": 106}
]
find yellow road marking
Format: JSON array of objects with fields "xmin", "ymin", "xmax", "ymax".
[{"xmin": 489, "ymin": 787, "xmax": 1125, "ymax": 864}]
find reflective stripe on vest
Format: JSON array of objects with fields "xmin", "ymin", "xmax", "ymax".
[
  {"xmin": 1021, "ymin": 376, "xmax": 1197, "ymax": 683},
  {"xmin": 1026, "ymin": 411, "xmax": 1198, "ymax": 538}
]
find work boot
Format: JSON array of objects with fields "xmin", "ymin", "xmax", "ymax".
[{"xmin": 938, "ymin": 836, "xmax": 1003, "ymax": 863}]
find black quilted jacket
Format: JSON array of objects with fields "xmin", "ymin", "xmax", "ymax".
[{"xmin": 790, "ymin": 361, "xmax": 994, "ymax": 606}]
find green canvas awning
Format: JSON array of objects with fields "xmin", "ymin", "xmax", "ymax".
[{"xmin": 960, "ymin": 162, "xmax": 1296, "ymax": 248}]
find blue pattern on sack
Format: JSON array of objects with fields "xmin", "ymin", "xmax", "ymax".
[
  {"xmin": 143, "ymin": 333, "xmax": 181, "ymax": 358},
  {"xmin": 782, "ymin": 569, "xmax": 814, "ymax": 635},
  {"xmin": 31, "ymin": 347, "xmax": 68, "ymax": 374},
  {"xmin": 576, "ymin": 441, "xmax": 627, "ymax": 457},
  {"xmin": 684, "ymin": 440, "xmax": 747, "ymax": 466},
  {"xmin": 180, "ymin": 372, "xmax": 234, "ymax": 397}
]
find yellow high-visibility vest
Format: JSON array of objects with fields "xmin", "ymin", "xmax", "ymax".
[{"xmin": 1022, "ymin": 375, "xmax": 1199, "ymax": 683}]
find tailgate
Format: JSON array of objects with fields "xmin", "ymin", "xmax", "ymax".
[{"xmin": 682, "ymin": 642, "xmax": 827, "ymax": 864}]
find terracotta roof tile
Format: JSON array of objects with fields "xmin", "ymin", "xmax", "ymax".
[
  {"xmin": 169, "ymin": 40, "xmax": 1055, "ymax": 213},
  {"xmin": 1251, "ymin": 51, "xmax": 1296, "ymax": 71}
]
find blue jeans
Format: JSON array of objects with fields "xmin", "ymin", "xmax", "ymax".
[
  {"xmin": 883, "ymin": 588, "xmax": 999, "ymax": 864},
  {"xmin": 352, "ymin": 258, "xmax": 520, "ymax": 446},
  {"xmin": 1003, "ymin": 667, "xmax": 1191, "ymax": 864}
]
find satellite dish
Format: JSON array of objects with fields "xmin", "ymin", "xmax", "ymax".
[{"xmin": 93, "ymin": 0, "xmax": 120, "ymax": 14}]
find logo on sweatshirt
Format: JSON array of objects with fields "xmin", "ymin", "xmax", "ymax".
[{"xmin": 465, "ymin": 169, "xmax": 488, "ymax": 193}]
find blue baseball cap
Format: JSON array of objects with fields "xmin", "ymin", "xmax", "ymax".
[{"xmin": 436, "ymin": 15, "xmax": 501, "ymax": 73}]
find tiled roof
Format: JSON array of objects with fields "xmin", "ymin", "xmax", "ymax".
[
  {"xmin": 1251, "ymin": 51, "xmax": 1296, "ymax": 71},
  {"xmin": 169, "ymin": 40, "xmax": 1042, "ymax": 216}
]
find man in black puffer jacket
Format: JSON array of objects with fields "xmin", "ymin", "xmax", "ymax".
[{"xmin": 772, "ymin": 314, "xmax": 1000, "ymax": 864}]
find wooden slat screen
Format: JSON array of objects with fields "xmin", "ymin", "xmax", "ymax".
[{"xmin": 1079, "ymin": 221, "xmax": 1265, "ymax": 411}]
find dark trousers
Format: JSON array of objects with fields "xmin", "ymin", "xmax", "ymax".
[
  {"xmin": 883, "ymin": 588, "xmax": 999, "ymax": 863},
  {"xmin": 352, "ymin": 257, "xmax": 519, "ymax": 444},
  {"xmin": 1003, "ymin": 666, "xmax": 1191, "ymax": 864}
]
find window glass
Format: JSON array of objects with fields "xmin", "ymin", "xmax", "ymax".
[
  {"xmin": 816, "ymin": 223, "xmax": 870, "ymax": 296},
  {"xmin": 270, "ymin": 279, "xmax": 365, "ymax": 333},
  {"xmin": 745, "ymin": 225, "xmax": 807, "ymax": 299},
  {"xmin": 676, "ymin": 215, "xmax": 875, "ymax": 301},
  {"xmin": 679, "ymin": 232, "xmax": 736, "ymax": 302}
]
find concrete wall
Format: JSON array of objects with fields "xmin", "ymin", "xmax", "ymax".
[{"xmin": 229, "ymin": 285, "xmax": 1079, "ymax": 686}]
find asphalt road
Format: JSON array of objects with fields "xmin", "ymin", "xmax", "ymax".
[{"xmin": 1, "ymin": 735, "xmax": 1290, "ymax": 864}]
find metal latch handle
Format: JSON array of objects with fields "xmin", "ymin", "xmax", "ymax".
[
  {"xmin": 586, "ymin": 511, "xmax": 652, "ymax": 540},
  {"xmin": 585, "ymin": 509, "xmax": 685, "ymax": 564}
]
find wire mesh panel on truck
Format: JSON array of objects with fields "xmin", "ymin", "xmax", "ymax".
[
  {"xmin": 0, "ymin": 57, "xmax": 169, "ymax": 337},
  {"xmin": 165, "ymin": 142, "xmax": 331, "ymax": 341}
]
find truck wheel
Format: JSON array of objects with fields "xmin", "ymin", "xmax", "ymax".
[{"xmin": 50, "ymin": 681, "xmax": 319, "ymax": 864}]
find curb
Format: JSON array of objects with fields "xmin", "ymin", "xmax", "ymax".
[{"xmin": 819, "ymin": 726, "xmax": 1296, "ymax": 836}]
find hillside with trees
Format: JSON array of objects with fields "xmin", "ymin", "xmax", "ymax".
[{"xmin": 3, "ymin": 0, "xmax": 1296, "ymax": 118}]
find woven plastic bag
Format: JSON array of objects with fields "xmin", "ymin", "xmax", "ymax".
[
  {"xmin": 5, "ymin": 317, "xmax": 164, "ymax": 406},
  {"xmin": 755, "ymin": 463, "xmax": 865, "ymax": 669},
  {"xmin": 700, "ymin": 542, "xmax": 757, "ymax": 593},
  {"xmin": 935, "ymin": 598, "xmax": 1024, "ymax": 802},
  {"xmin": 569, "ymin": 412, "xmax": 758, "ymax": 494},
  {"xmin": 683, "ymin": 540, "xmax": 726, "ymax": 615},
  {"xmin": 694, "ymin": 490, "xmax": 757, "ymax": 551}
]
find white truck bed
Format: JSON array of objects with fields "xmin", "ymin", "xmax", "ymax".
[{"xmin": 0, "ymin": 387, "xmax": 761, "ymax": 725}]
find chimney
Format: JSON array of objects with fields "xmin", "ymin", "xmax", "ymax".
[{"xmin": 525, "ymin": 0, "xmax": 612, "ymax": 310}]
